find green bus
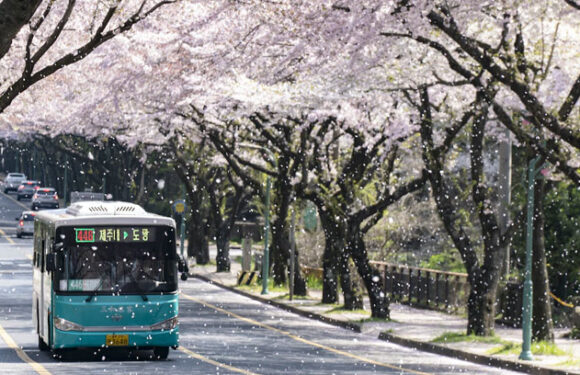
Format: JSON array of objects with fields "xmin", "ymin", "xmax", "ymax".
[{"xmin": 32, "ymin": 201, "xmax": 186, "ymax": 359}]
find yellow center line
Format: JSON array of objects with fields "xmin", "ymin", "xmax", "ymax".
[
  {"xmin": 178, "ymin": 346, "xmax": 260, "ymax": 375},
  {"xmin": 0, "ymin": 228, "xmax": 15, "ymax": 244},
  {"xmin": 181, "ymin": 293, "xmax": 433, "ymax": 375},
  {"xmin": 0, "ymin": 324, "xmax": 52, "ymax": 375}
]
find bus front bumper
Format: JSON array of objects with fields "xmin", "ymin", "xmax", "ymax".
[{"xmin": 53, "ymin": 328, "xmax": 179, "ymax": 349}]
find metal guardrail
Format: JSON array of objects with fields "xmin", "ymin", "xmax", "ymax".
[
  {"xmin": 370, "ymin": 261, "xmax": 470, "ymax": 312},
  {"xmin": 289, "ymin": 261, "xmax": 471, "ymax": 313},
  {"xmin": 251, "ymin": 256, "xmax": 534, "ymax": 324}
]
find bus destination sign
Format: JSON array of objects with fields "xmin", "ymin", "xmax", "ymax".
[{"xmin": 74, "ymin": 227, "xmax": 155, "ymax": 243}]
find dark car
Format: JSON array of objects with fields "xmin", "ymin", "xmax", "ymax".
[
  {"xmin": 17, "ymin": 180, "xmax": 41, "ymax": 200},
  {"xmin": 15, "ymin": 211, "xmax": 36, "ymax": 238},
  {"xmin": 31, "ymin": 188, "xmax": 59, "ymax": 210}
]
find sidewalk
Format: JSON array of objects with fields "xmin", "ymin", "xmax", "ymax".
[{"xmin": 189, "ymin": 258, "xmax": 580, "ymax": 375}]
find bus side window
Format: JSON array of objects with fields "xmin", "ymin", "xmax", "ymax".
[
  {"xmin": 40, "ymin": 240, "xmax": 45, "ymax": 272},
  {"xmin": 33, "ymin": 233, "xmax": 40, "ymax": 268}
]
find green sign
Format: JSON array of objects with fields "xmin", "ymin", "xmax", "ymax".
[{"xmin": 302, "ymin": 202, "xmax": 318, "ymax": 232}]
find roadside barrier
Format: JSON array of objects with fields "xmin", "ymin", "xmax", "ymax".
[
  {"xmin": 237, "ymin": 271, "xmax": 259, "ymax": 286},
  {"xmin": 549, "ymin": 291, "xmax": 575, "ymax": 308}
]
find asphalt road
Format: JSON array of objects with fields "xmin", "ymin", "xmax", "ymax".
[{"xmin": 0, "ymin": 191, "xmax": 521, "ymax": 374}]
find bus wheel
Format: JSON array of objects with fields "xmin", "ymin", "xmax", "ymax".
[
  {"xmin": 153, "ymin": 346, "xmax": 169, "ymax": 360},
  {"xmin": 38, "ymin": 335, "xmax": 49, "ymax": 351},
  {"xmin": 53, "ymin": 348, "xmax": 72, "ymax": 361}
]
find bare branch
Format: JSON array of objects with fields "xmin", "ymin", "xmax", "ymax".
[
  {"xmin": 564, "ymin": 0, "xmax": 580, "ymax": 10},
  {"xmin": 558, "ymin": 74, "xmax": 580, "ymax": 121}
]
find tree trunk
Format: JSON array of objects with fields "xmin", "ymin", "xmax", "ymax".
[
  {"xmin": 319, "ymin": 212, "xmax": 340, "ymax": 303},
  {"xmin": 466, "ymin": 272, "xmax": 497, "ymax": 336},
  {"xmin": 271, "ymin": 178, "xmax": 292, "ymax": 285},
  {"xmin": 215, "ymin": 229, "xmax": 231, "ymax": 272},
  {"xmin": 322, "ymin": 252, "xmax": 339, "ymax": 303},
  {"xmin": 348, "ymin": 225, "xmax": 389, "ymax": 319},
  {"xmin": 291, "ymin": 253, "xmax": 308, "ymax": 296},
  {"xmin": 340, "ymin": 253, "xmax": 364, "ymax": 310},
  {"xmin": 188, "ymin": 212, "xmax": 209, "ymax": 264},
  {"xmin": 532, "ymin": 178, "xmax": 554, "ymax": 342}
]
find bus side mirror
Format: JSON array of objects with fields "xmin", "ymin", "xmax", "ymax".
[
  {"xmin": 178, "ymin": 258, "xmax": 189, "ymax": 281},
  {"xmin": 46, "ymin": 253, "xmax": 57, "ymax": 272}
]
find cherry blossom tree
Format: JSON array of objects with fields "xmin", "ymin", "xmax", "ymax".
[{"xmin": 0, "ymin": 0, "xmax": 576, "ymax": 333}]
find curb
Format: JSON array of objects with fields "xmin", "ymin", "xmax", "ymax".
[
  {"xmin": 192, "ymin": 273, "xmax": 361, "ymax": 332},
  {"xmin": 378, "ymin": 332, "xmax": 579, "ymax": 375},
  {"xmin": 192, "ymin": 272, "xmax": 578, "ymax": 375}
]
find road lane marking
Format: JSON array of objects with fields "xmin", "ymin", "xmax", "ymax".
[
  {"xmin": 0, "ymin": 228, "xmax": 15, "ymax": 244},
  {"xmin": 0, "ymin": 324, "xmax": 52, "ymax": 375},
  {"xmin": 26, "ymin": 254, "xmax": 33, "ymax": 260},
  {"xmin": 1, "ymin": 191, "xmax": 31, "ymax": 210},
  {"xmin": 178, "ymin": 346, "xmax": 260, "ymax": 375},
  {"xmin": 181, "ymin": 293, "xmax": 433, "ymax": 375}
]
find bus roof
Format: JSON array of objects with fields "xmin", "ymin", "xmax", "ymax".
[{"xmin": 34, "ymin": 201, "xmax": 175, "ymax": 228}]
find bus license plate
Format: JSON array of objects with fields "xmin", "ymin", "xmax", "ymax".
[{"xmin": 106, "ymin": 334, "xmax": 129, "ymax": 346}]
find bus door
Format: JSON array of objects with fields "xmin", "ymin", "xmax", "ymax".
[
  {"xmin": 37, "ymin": 233, "xmax": 46, "ymax": 340},
  {"xmin": 42, "ymin": 236, "xmax": 53, "ymax": 340}
]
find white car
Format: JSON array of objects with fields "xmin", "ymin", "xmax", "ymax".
[
  {"xmin": 16, "ymin": 211, "xmax": 36, "ymax": 238},
  {"xmin": 4, "ymin": 173, "xmax": 27, "ymax": 193}
]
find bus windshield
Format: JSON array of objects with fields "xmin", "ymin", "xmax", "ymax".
[{"xmin": 54, "ymin": 226, "xmax": 177, "ymax": 295}]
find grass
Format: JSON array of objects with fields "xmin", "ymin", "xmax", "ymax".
[
  {"xmin": 554, "ymin": 358, "xmax": 580, "ymax": 367},
  {"xmin": 194, "ymin": 259, "xmax": 217, "ymax": 267},
  {"xmin": 236, "ymin": 279, "xmax": 288, "ymax": 294},
  {"xmin": 359, "ymin": 317, "xmax": 392, "ymax": 323},
  {"xmin": 233, "ymin": 255, "xmax": 256, "ymax": 270},
  {"xmin": 306, "ymin": 274, "xmax": 323, "ymax": 291},
  {"xmin": 431, "ymin": 332, "xmax": 506, "ymax": 345},
  {"xmin": 274, "ymin": 293, "xmax": 313, "ymax": 301},
  {"xmin": 487, "ymin": 341, "xmax": 567, "ymax": 356},
  {"xmin": 325, "ymin": 305, "xmax": 369, "ymax": 315}
]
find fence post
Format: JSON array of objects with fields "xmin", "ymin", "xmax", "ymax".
[
  {"xmin": 408, "ymin": 267, "xmax": 414, "ymax": 304},
  {"xmin": 400, "ymin": 266, "xmax": 406, "ymax": 301},
  {"xmin": 435, "ymin": 273, "xmax": 440, "ymax": 307},
  {"xmin": 445, "ymin": 274, "xmax": 450, "ymax": 310},
  {"xmin": 453, "ymin": 275, "xmax": 460, "ymax": 313},
  {"xmin": 425, "ymin": 270, "xmax": 431, "ymax": 306}
]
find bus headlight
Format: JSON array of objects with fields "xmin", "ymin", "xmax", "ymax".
[
  {"xmin": 54, "ymin": 317, "xmax": 84, "ymax": 331},
  {"xmin": 150, "ymin": 317, "xmax": 178, "ymax": 331}
]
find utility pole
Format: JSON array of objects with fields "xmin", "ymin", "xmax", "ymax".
[
  {"xmin": 237, "ymin": 143, "xmax": 276, "ymax": 296},
  {"xmin": 63, "ymin": 155, "xmax": 68, "ymax": 206},
  {"xmin": 499, "ymin": 130, "xmax": 512, "ymax": 277},
  {"xmin": 180, "ymin": 188, "xmax": 186, "ymax": 261},
  {"xmin": 289, "ymin": 207, "xmax": 296, "ymax": 301},
  {"xmin": 262, "ymin": 174, "xmax": 271, "ymax": 295},
  {"xmin": 519, "ymin": 153, "xmax": 540, "ymax": 361}
]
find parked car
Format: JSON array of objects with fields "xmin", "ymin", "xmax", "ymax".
[
  {"xmin": 3, "ymin": 173, "xmax": 27, "ymax": 193},
  {"xmin": 31, "ymin": 188, "xmax": 59, "ymax": 210},
  {"xmin": 15, "ymin": 211, "xmax": 35, "ymax": 238},
  {"xmin": 17, "ymin": 180, "xmax": 41, "ymax": 200}
]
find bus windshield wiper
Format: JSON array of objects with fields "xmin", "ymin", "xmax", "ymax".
[
  {"xmin": 128, "ymin": 273, "xmax": 149, "ymax": 302},
  {"xmin": 85, "ymin": 279, "xmax": 104, "ymax": 302}
]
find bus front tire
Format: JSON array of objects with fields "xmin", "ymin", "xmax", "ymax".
[
  {"xmin": 38, "ymin": 336, "xmax": 49, "ymax": 351},
  {"xmin": 153, "ymin": 346, "xmax": 169, "ymax": 360}
]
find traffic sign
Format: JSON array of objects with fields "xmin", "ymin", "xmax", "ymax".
[{"xmin": 173, "ymin": 199, "xmax": 186, "ymax": 215}]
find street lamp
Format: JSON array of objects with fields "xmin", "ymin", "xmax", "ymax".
[
  {"xmin": 238, "ymin": 143, "xmax": 276, "ymax": 295},
  {"xmin": 519, "ymin": 153, "xmax": 540, "ymax": 361}
]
